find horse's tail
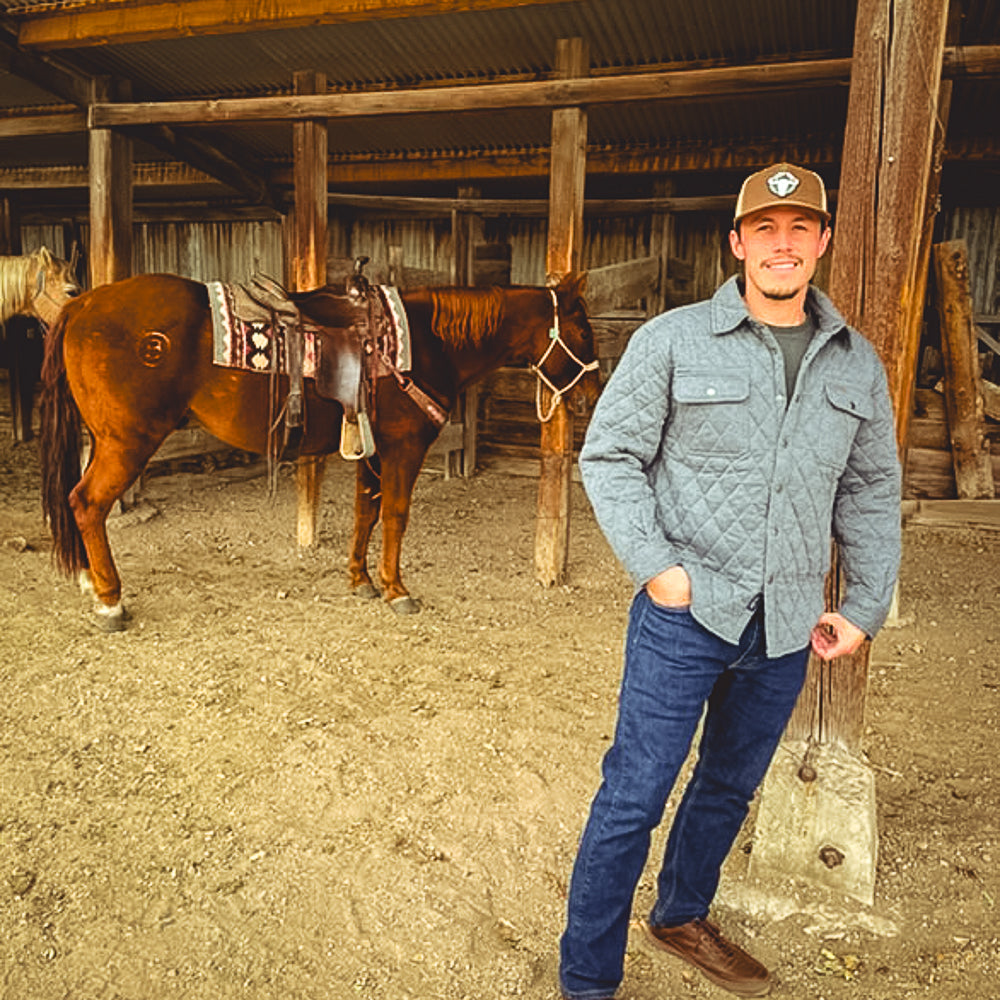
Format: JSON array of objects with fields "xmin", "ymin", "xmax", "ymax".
[{"xmin": 39, "ymin": 309, "xmax": 87, "ymax": 576}]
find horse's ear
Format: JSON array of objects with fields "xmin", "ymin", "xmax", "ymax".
[
  {"xmin": 39, "ymin": 245, "xmax": 53, "ymax": 264},
  {"xmin": 556, "ymin": 270, "xmax": 588, "ymax": 302}
]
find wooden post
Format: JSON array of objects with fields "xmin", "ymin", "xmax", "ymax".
[
  {"xmin": 648, "ymin": 177, "xmax": 675, "ymax": 315},
  {"xmin": 0, "ymin": 196, "xmax": 17, "ymax": 255},
  {"xmin": 88, "ymin": 77, "xmax": 132, "ymax": 287},
  {"xmin": 452, "ymin": 185, "xmax": 483, "ymax": 287},
  {"xmin": 535, "ymin": 37, "xmax": 587, "ymax": 587},
  {"xmin": 388, "ymin": 244, "xmax": 404, "ymax": 287},
  {"xmin": 87, "ymin": 77, "xmax": 134, "ymax": 503},
  {"xmin": 447, "ymin": 187, "xmax": 483, "ymax": 476},
  {"xmin": 933, "ymin": 240, "xmax": 995, "ymax": 499},
  {"xmin": 754, "ymin": 0, "xmax": 951, "ymax": 907},
  {"xmin": 290, "ymin": 70, "xmax": 329, "ymax": 549},
  {"xmin": 461, "ymin": 386, "xmax": 479, "ymax": 477},
  {"xmin": 290, "ymin": 70, "xmax": 328, "ymax": 294},
  {"xmin": 786, "ymin": 0, "xmax": 951, "ymax": 754},
  {"xmin": 826, "ymin": 0, "xmax": 953, "ymax": 447}
]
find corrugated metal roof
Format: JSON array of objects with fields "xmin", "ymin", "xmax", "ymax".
[
  {"xmin": 0, "ymin": 72, "xmax": 65, "ymax": 108},
  {"xmin": 0, "ymin": 0, "xmax": 997, "ymax": 203},
  {"xmin": 23, "ymin": 0, "xmax": 857, "ymax": 99}
]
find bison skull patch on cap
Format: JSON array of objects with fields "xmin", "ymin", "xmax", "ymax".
[{"xmin": 766, "ymin": 170, "xmax": 800, "ymax": 198}]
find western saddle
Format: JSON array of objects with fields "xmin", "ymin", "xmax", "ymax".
[{"xmin": 230, "ymin": 257, "xmax": 438, "ymax": 462}]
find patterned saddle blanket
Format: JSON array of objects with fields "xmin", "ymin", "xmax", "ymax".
[
  {"xmin": 206, "ymin": 279, "xmax": 411, "ymax": 379},
  {"xmin": 205, "ymin": 276, "xmax": 412, "ymax": 460}
]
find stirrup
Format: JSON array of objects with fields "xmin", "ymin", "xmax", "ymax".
[{"xmin": 340, "ymin": 413, "xmax": 375, "ymax": 460}]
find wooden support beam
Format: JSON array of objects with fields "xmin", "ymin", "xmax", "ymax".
[
  {"xmin": 0, "ymin": 111, "xmax": 87, "ymax": 137},
  {"xmin": 303, "ymin": 139, "xmax": 850, "ymax": 186},
  {"xmin": 760, "ymin": 0, "xmax": 953, "ymax": 914},
  {"xmin": 0, "ymin": 26, "xmax": 276, "ymax": 210},
  {"xmin": 15, "ymin": 0, "xmax": 577, "ymax": 49},
  {"xmin": 535, "ymin": 37, "xmax": 587, "ymax": 589},
  {"xmin": 545, "ymin": 40, "xmax": 588, "ymax": 282},
  {"xmin": 0, "ymin": 160, "xmax": 254, "ymax": 193},
  {"xmin": 290, "ymin": 70, "xmax": 329, "ymax": 549},
  {"xmin": 648, "ymin": 178, "xmax": 675, "ymax": 314},
  {"xmin": 88, "ymin": 78, "xmax": 132, "ymax": 287},
  {"xmin": 451, "ymin": 185, "xmax": 483, "ymax": 286},
  {"xmin": 327, "ymin": 191, "xmax": 745, "ymax": 217},
  {"xmin": 933, "ymin": 240, "xmax": 995, "ymax": 499},
  {"xmin": 941, "ymin": 44, "xmax": 1000, "ymax": 78},
  {"xmin": 29, "ymin": 135, "xmax": 1000, "ymax": 196},
  {"xmin": 83, "ymin": 48, "xmax": 1000, "ymax": 130},
  {"xmin": 786, "ymin": 0, "xmax": 951, "ymax": 755},
  {"xmin": 770, "ymin": 4, "xmax": 952, "ymax": 907},
  {"xmin": 290, "ymin": 71, "xmax": 328, "ymax": 292},
  {"xmin": 0, "ymin": 196, "xmax": 18, "ymax": 255},
  {"xmin": 0, "ymin": 29, "xmax": 93, "ymax": 106},
  {"xmin": 130, "ymin": 125, "xmax": 276, "ymax": 207},
  {"xmin": 864, "ymin": 0, "xmax": 950, "ymax": 448},
  {"xmin": 89, "ymin": 58, "xmax": 854, "ymax": 128}
]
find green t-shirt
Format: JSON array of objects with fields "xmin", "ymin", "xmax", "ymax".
[{"xmin": 767, "ymin": 314, "xmax": 816, "ymax": 402}]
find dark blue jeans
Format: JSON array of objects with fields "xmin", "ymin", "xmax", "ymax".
[{"xmin": 559, "ymin": 590, "xmax": 809, "ymax": 999}]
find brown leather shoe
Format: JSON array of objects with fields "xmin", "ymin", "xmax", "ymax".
[{"xmin": 641, "ymin": 917, "xmax": 771, "ymax": 997}]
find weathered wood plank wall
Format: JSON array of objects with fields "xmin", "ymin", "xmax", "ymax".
[
  {"xmin": 19, "ymin": 201, "xmax": 1000, "ymax": 495},
  {"xmin": 944, "ymin": 206, "xmax": 1000, "ymax": 317},
  {"xmin": 905, "ymin": 205, "xmax": 1000, "ymax": 498}
]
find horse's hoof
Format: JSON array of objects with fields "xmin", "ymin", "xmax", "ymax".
[
  {"xmin": 353, "ymin": 583, "xmax": 380, "ymax": 601},
  {"xmin": 92, "ymin": 603, "xmax": 128, "ymax": 632},
  {"xmin": 388, "ymin": 595, "xmax": 421, "ymax": 615}
]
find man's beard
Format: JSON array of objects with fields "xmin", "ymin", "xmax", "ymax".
[{"xmin": 760, "ymin": 286, "xmax": 800, "ymax": 301}]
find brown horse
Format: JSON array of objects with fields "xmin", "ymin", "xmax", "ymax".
[{"xmin": 40, "ymin": 272, "xmax": 597, "ymax": 630}]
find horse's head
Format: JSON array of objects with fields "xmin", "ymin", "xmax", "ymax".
[
  {"xmin": 31, "ymin": 245, "xmax": 83, "ymax": 326},
  {"xmin": 532, "ymin": 271, "xmax": 600, "ymax": 419}
]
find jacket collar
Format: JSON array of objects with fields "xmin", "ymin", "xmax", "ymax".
[{"xmin": 709, "ymin": 274, "xmax": 850, "ymax": 344}]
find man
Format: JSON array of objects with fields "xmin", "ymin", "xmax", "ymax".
[{"xmin": 559, "ymin": 163, "xmax": 901, "ymax": 999}]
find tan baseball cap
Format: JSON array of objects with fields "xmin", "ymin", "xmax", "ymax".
[{"xmin": 734, "ymin": 162, "xmax": 830, "ymax": 226}]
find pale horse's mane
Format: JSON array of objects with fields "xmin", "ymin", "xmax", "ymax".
[{"xmin": 0, "ymin": 249, "xmax": 45, "ymax": 324}]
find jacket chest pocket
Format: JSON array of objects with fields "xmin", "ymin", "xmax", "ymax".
[
  {"xmin": 815, "ymin": 381, "xmax": 872, "ymax": 469},
  {"xmin": 670, "ymin": 369, "xmax": 751, "ymax": 457}
]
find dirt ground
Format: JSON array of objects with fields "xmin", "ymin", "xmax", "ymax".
[{"xmin": 1, "ymin": 396, "xmax": 998, "ymax": 1000}]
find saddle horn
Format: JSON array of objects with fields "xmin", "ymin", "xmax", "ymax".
[{"xmin": 347, "ymin": 255, "xmax": 372, "ymax": 301}]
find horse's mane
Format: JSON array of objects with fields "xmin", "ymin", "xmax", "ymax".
[
  {"xmin": 430, "ymin": 287, "xmax": 505, "ymax": 348},
  {"xmin": 0, "ymin": 254, "xmax": 36, "ymax": 324}
]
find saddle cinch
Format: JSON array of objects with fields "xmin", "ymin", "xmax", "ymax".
[{"xmin": 229, "ymin": 260, "xmax": 385, "ymax": 461}]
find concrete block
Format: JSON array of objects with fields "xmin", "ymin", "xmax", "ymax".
[{"xmin": 748, "ymin": 739, "xmax": 877, "ymax": 906}]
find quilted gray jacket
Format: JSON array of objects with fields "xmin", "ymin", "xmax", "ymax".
[{"xmin": 579, "ymin": 275, "xmax": 901, "ymax": 657}]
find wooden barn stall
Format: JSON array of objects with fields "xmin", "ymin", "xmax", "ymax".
[{"xmin": 2, "ymin": 0, "xmax": 1000, "ymax": 910}]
